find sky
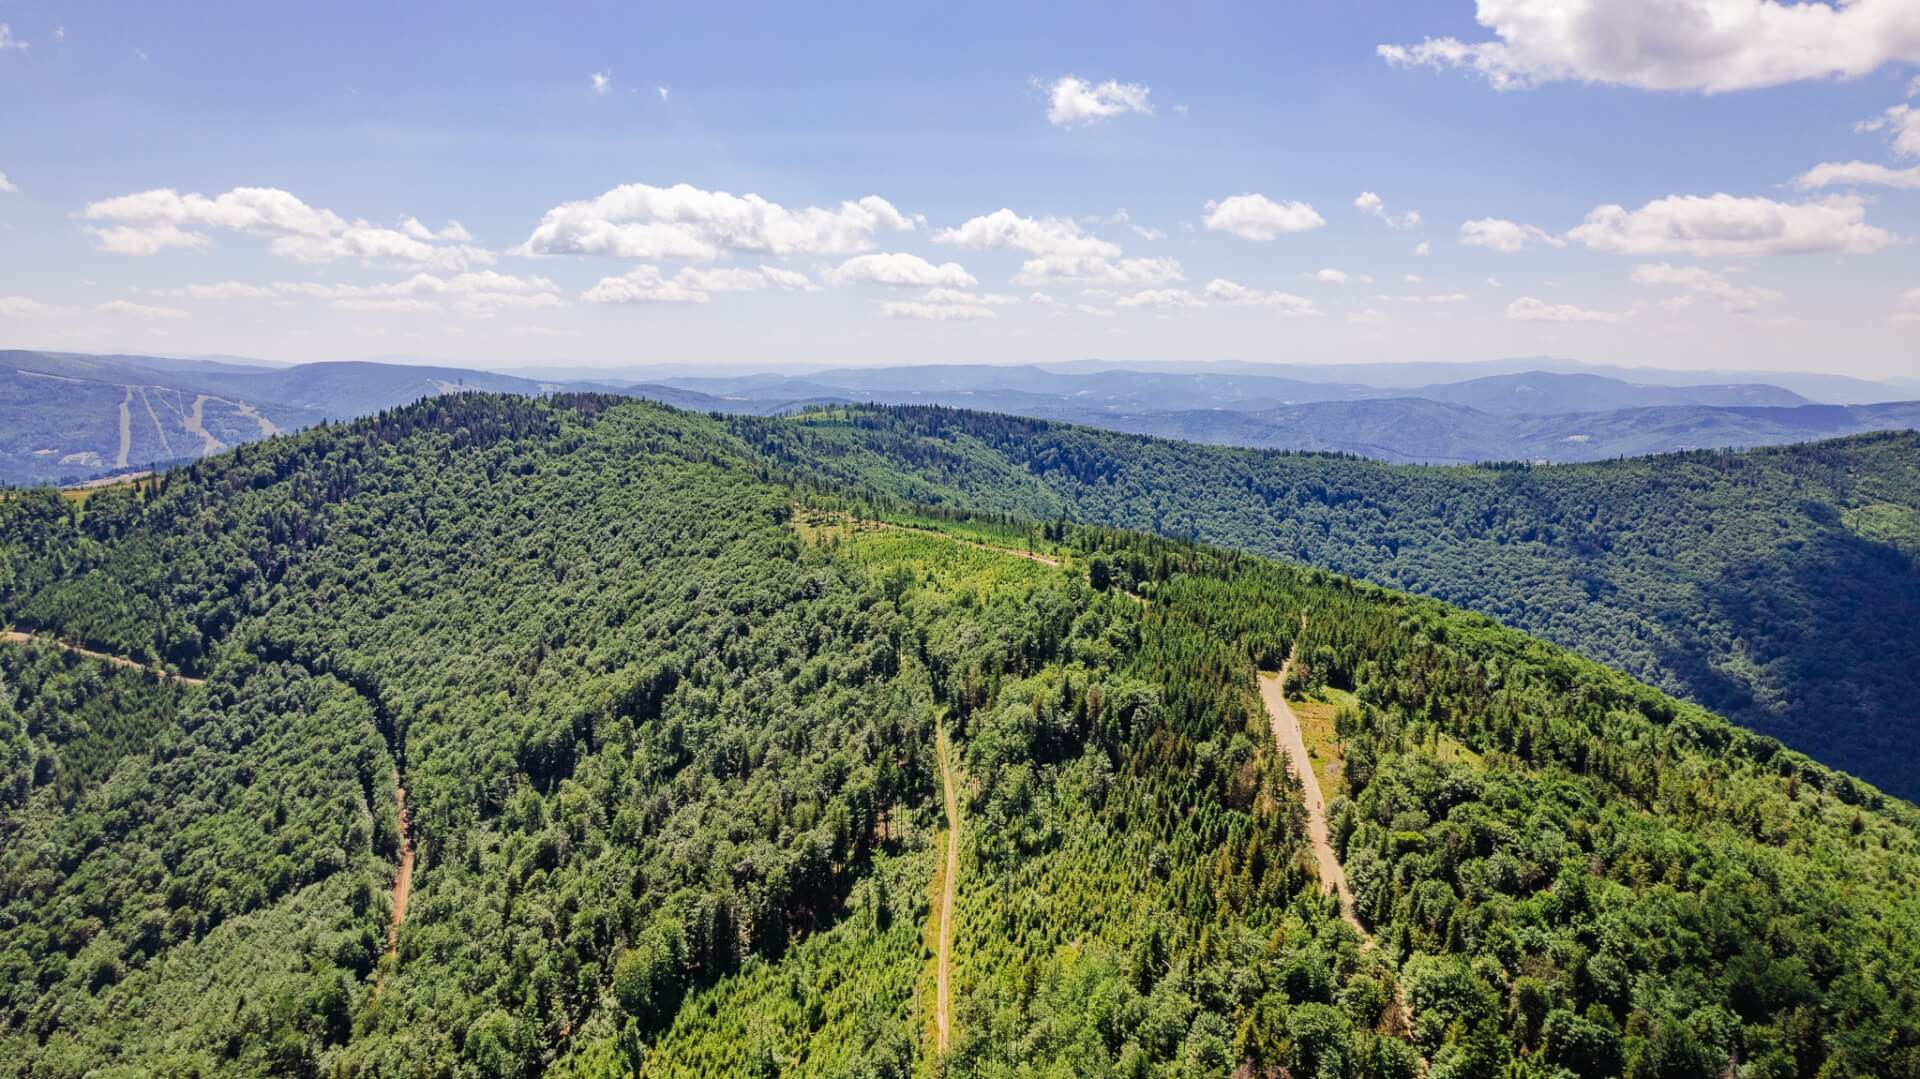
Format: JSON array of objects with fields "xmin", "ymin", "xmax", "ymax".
[{"xmin": 1, "ymin": 0, "xmax": 1918, "ymax": 377}]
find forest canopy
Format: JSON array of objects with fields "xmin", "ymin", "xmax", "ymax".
[{"xmin": 0, "ymin": 394, "xmax": 1915, "ymax": 1077}]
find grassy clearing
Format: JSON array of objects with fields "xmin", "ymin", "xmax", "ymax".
[{"xmin": 1290, "ymin": 686, "xmax": 1357, "ymax": 802}]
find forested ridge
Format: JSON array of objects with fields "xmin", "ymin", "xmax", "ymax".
[
  {"xmin": 1, "ymin": 394, "xmax": 1917, "ymax": 1077},
  {"xmin": 731, "ymin": 406, "xmax": 1920, "ymax": 799}
]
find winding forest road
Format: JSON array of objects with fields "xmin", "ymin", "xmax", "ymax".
[
  {"xmin": 1259, "ymin": 653, "xmax": 1369, "ymax": 944},
  {"xmin": 0, "ymin": 630, "xmax": 206, "ymax": 686},
  {"xmin": 934, "ymin": 724, "xmax": 960, "ymax": 1055}
]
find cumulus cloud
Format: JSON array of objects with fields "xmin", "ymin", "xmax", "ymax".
[
  {"xmin": 1313, "ymin": 268, "xmax": 1351, "ymax": 284},
  {"xmin": 1891, "ymin": 286, "xmax": 1920, "ymax": 324},
  {"xmin": 1394, "ymin": 292, "xmax": 1470, "ymax": 304},
  {"xmin": 1043, "ymin": 76, "xmax": 1153, "ymax": 126},
  {"xmin": 82, "ymin": 186, "xmax": 491, "ymax": 269},
  {"xmin": 0, "ymin": 24, "xmax": 25, "ymax": 51},
  {"xmin": 1507, "ymin": 296, "xmax": 1622, "ymax": 323},
  {"xmin": 173, "ymin": 281, "xmax": 282, "ymax": 300},
  {"xmin": 1460, "ymin": 217, "xmax": 1565, "ymax": 253},
  {"xmin": 933, "ymin": 209, "xmax": 1121, "ymax": 257},
  {"xmin": 212, "ymin": 271, "xmax": 567, "ymax": 315},
  {"xmin": 920, "ymin": 287, "xmax": 1018, "ymax": 305},
  {"xmin": 1355, "ymin": 191, "xmax": 1421, "ymax": 229},
  {"xmin": 1114, "ymin": 288, "xmax": 1206, "ymax": 310},
  {"xmin": 1568, "ymin": 193, "xmax": 1894, "ymax": 256},
  {"xmin": 577, "ymin": 265, "xmax": 816, "ymax": 305},
  {"xmin": 1203, "ymin": 279, "xmax": 1321, "ymax": 315},
  {"xmin": 1858, "ymin": 103, "xmax": 1920, "ymax": 157},
  {"xmin": 1414, "ymin": 241, "xmax": 1432, "ymax": 256},
  {"xmin": 0, "ymin": 296, "xmax": 52, "ymax": 316},
  {"xmin": 824, "ymin": 253, "xmax": 976, "ymax": 288},
  {"xmin": 520, "ymin": 182, "xmax": 913, "ymax": 260},
  {"xmin": 97, "ymin": 300, "xmax": 188, "ymax": 319},
  {"xmin": 1632, "ymin": 262, "xmax": 1782, "ymax": 313},
  {"xmin": 1793, "ymin": 161, "xmax": 1920, "ymax": 189},
  {"xmin": 1203, "ymin": 194, "xmax": 1326, "ymax": 241},
  {"xmin": 0, "ymin": 171, "xmax": 16, "ymax": 194},
  {"xmin": 880, "ymin": 301, "xmax": 997, "ymax": 321},
  {"xmin": 1012, "ymin": 254, "xmax": 1183, "ymax": 286},
  {"xmin": 581, "ymin": 266, "xmax": 710, "ymax": 305},
  {"xmin": 591, "ymin": 72, "xmax": 611, "ymax": 95},
  {"xmin": 1380, "ymin": 0, "xmax": 1920, "ymax": 93}
]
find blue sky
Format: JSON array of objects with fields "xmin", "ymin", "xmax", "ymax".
[{"xmin": 1, "ymin": 1, "xmax": 1917, "ymax": 376}]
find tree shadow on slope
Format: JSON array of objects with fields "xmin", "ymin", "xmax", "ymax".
[{"xmin": 1656, "ymin": 520, "xmax": 1920, "ymax": 801}]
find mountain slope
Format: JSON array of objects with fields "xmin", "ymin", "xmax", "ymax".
[
  {"xmin": 737, "ymin": 406, "xmax": 1920, "ymax": 798},
  {"xmin": 1408, "ymin": 371, "xmax": 1809, "ymax": 415},
  {"xmin": 0, "ymin": 351, "xmax": 323, "ymax": 485},
  {"xmin": 2, "ymin": 395, "xmax": 1916, "ymax": 1076}
]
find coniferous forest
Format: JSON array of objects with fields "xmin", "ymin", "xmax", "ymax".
[
  {"xmin": 731, "ymin": 406, "xmax": 1920, "ymax": 800},
  {"xmin": 1, "ymin": 394, "xmax": 1917, "ymax": 1077}
]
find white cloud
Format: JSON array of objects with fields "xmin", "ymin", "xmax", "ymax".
[
  {"xmin": 1349, "ymin": 308, "xmax": 1386, "ymax": 325},
  {"xmin": 675, "ymin": 266, "xmax": 778, "ymax": 293},
  {"xmin": 1203, "ymin": 194, "xmax": 1326, "ymax": 241},
  {"xmin": 82, "ymin": 186, "xmax": 490, "ymax": 269},
  {"xmin": 1354, "ymin": 191, "xmax": 1422, "ymax": 229},
  {"xmin": 1131, "ymin": 225, "xmax": 1166, "ymax": 242},
  {"xmin": 1857, "ymin": 103, "xmax": 1920, "ymax": 156},
  {"xmin": 1507, "ymin": 296, "xmax": 1622, "ymax": 323},
  {"xmin": 657, "ymin": 86, "xmax": 670, "ymax": 101},
  {"xmin": 176, "ymin": 280, "xmax": 282, "ymax": 300},
  {"xmin": 332, "ymin": 298, "xmax": 442, "ymax": 314},
  {"xmin": 934, "ymin": 209, "xmax": 1121, "ymax": 257},
  {"xmin": 1460, "ymin": 217, "xmax": 1565, "ymax": 253},
  {"xmin": 1380, "ymin": 0, "xmax": 1920, "ymax": 93},
  {"xmin": 1076, "ymin": 304, "xmax": 1115, "ymax": 318},
  {"xmin": 519, "ymin": 182, "xmax": 912, "ymax": 260},
  {"xmin": 0, "ymin": 296, "xmax": 52, "ymax": 316},
  {"xmin": 98, "ymin": 300, "xmax": 188, "ymax": 320},
  {"xmin": 1414, "ymin": 241, "xmax": 1432, "ymax": 256},
  {"xmin": 1043, "ymin": 76, "xmax": 1153, "ymax": 126},
  {"xmin": 592, "ymin": 72, "xmax": 612, "ymax": 95},
  {"xmin": 921, "ymin": 287, "xmax": 1018, "ymax": 305},
  {"xmin": 1487, "ymin": 277, "xmax": 1504, "ymax": 288},
  {"xmin": 1029, "ymin": 292, "xmax": 1056, "ymax": 304},
  {"xmin": 1793, "ymin": 160, "xmax": 1920, "ymax": 190},
  {"xmin": 0, "ymin": 24, "xmax": 25, "ymax": 51},
  {"xmin": 581, "ymin": 266, "xmax": 710, "ymax": 305},
  {"xmin": 757, "ymin": 265, "xmax": 819, "ymax": 291},
  {"xmin": 1203, "ymin": 279, "xmax": 1321, "ymax": 315},
  {"xmin": 1891, "ymin": 286, "xmax": 1920, "ymax": 324},
  {"xmin": 825, "ymin": 252, "xmax": 976, "ymax": 288},
  {"xmin": 1404, "ymin": 274, "xmax": 1425, "ymax": 284},
  {"xmin": 0, "ymin": 171, "xmax": 16, "ymax": 194},
  {"xmin": 1313, "ymin": 268, "xmax": 1350, "ymax": 284},
  {"xmin": 1631, "ymin": 261, "xmax": 1782, "ymax": 313},
  {"xmin": 1012, "ymin": 254, "xmax": 1183, "ymax": 286},
  {"xmin": 880, "ymin": 300, "xmax": 996, "ymax": 321},
  {"xmin": 1569, "ymin": 193, "xmax": 1895, "ymax": 256},
  {"xmin": 246, "ymin": 271, "xmax": 565, "ymax": 315},
  {"xmin": 579, "ymin": 265, "xmax": 816, "ymax": 305},
  {"xmin": 1394, "ymin": 292, "xmax": 1470, "ymax": 304},
  {"xmin": 1114, "ymin": 288, "xmax": 1206, "ymax": 310}
]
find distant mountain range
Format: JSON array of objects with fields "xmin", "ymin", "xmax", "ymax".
[{"xmin": 3, "ymin": 349, "xmax": 1915, "ymax": 484}]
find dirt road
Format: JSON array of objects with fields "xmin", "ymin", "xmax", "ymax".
[
  {"xmin": 1, "ymin": 629, "xmax": 206, "ymax": 686},
  {"xmin": 934, "ymin": 725, "xmax": 960, "ymax": 1055},
  {"xmin": 388, "ymin": 786, "xmax": 415, "ymax": 957},
  {"xmin": 1259, "ymin": 655, "xmax": 1369, "ymax": 943}
]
